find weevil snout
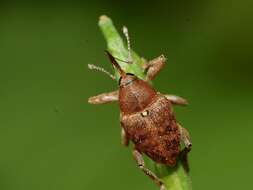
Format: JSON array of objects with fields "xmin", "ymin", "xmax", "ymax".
[
  {"xmin": 105, "ymin": 51, "xmax": 126, "ymax": 77},
  {"xmin": 105, "ymin": 51, "xmax": 138, "ymax": 86}
]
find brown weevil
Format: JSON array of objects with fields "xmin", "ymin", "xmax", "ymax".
[{"xmin": 88, "ymin": 26, "xmax": 192, "ymax": 190}]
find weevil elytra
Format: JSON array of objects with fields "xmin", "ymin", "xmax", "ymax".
[{"xmin": 88, "ymin": 27, "xmax": 192, "ymax": 190}]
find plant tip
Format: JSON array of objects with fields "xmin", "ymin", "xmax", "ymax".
[{"xmin": 99, "ymin": 15, "xmax": 110, "ymax": 22}]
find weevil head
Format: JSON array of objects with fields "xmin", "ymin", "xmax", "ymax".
[
  {"xmin": 118, "ymin": 73, "xmax": 136, "ymax": 86},
  {"xmin": 106, "ymin": 51, "xmax": 157, "ymax": 114}
]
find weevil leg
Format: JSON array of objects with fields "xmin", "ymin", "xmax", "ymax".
[
  {"xmin": 178, "ymin": 123, "xmax": 192, "ymax": 172},
  {"xmin": 121, "ymin": 127, "xmax": 129, "ymax": 147},
  {"xmin": 88, "ymin": 90, "xmax": 118, "ymax": 104},
  {"xmin": 143, "ymin": 55, "xmax": 166, "ymax": 81},
  {"xmin": 178, "ymin": 124, "xmax": 192, "ymax": 150},
  {"xmin": 133, "ymin": 149, "xmax": 166, "ymax": 190},
  {"xmin": 163, "ymin": 94, "xmax": 188, "ymax": 106}
]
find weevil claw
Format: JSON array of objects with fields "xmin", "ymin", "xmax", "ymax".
[{"xmin": 160, "ymin": 184, "xmax": 167, "ymax": 190}]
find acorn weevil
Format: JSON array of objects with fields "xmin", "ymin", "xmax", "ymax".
[{"xmin": 88, "ymin": 27, "xmax": 192, "ymax": 190}]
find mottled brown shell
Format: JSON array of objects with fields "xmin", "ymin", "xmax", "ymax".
[{"xmin": 120, "ymin": 95, "xmax": 180, "ymax": 166}]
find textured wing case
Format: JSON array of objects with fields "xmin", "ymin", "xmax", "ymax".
[{"xmin": 121, "ymin": 95, "xmax": 180, "ymax": 166}]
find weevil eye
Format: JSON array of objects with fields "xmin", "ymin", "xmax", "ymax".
[
  {"xmin": 118, "ymin": 73, "xmax": 135, "ymax": 85},
  {"xmin": 118, "ymin": 77, "xmax": 122, "ymax": 85}
]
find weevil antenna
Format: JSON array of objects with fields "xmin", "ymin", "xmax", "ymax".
[
  {"xmin": 88, "ymin": 64, "xmax": 115, "ymax": 80},
  {"xmin": 105, "ymin": 51, "xmax": 126, "ymax": 77},
  {"xmin": 122, "ymin": 26, "xmax": 133, "ymax": 64}
]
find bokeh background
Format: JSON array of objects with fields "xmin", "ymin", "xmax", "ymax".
[{"xmin": 0, "ymin": 1, "xmax": 252, "ymax": 190}]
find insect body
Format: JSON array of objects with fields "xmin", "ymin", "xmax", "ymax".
[{"xmin": 88, "ymin": 30, "xmax": 192, "ymax": 190}]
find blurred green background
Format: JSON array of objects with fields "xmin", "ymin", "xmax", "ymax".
[{"xmin": 0, "ymin": 1, "xmax": 252, "ymax": 190}]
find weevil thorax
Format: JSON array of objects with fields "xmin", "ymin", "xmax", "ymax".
[
  {"xmin": 105, "ymin": 51, "xmax": 157, "ymax": 115},
  {"xmin": 119, "ymin": 75, "xmax": 156, "ymax": 114}
]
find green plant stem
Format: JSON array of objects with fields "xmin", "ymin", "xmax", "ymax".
[{"xmin": 98, "ymin": 15, "xmax": 192, "ymax": 190}]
